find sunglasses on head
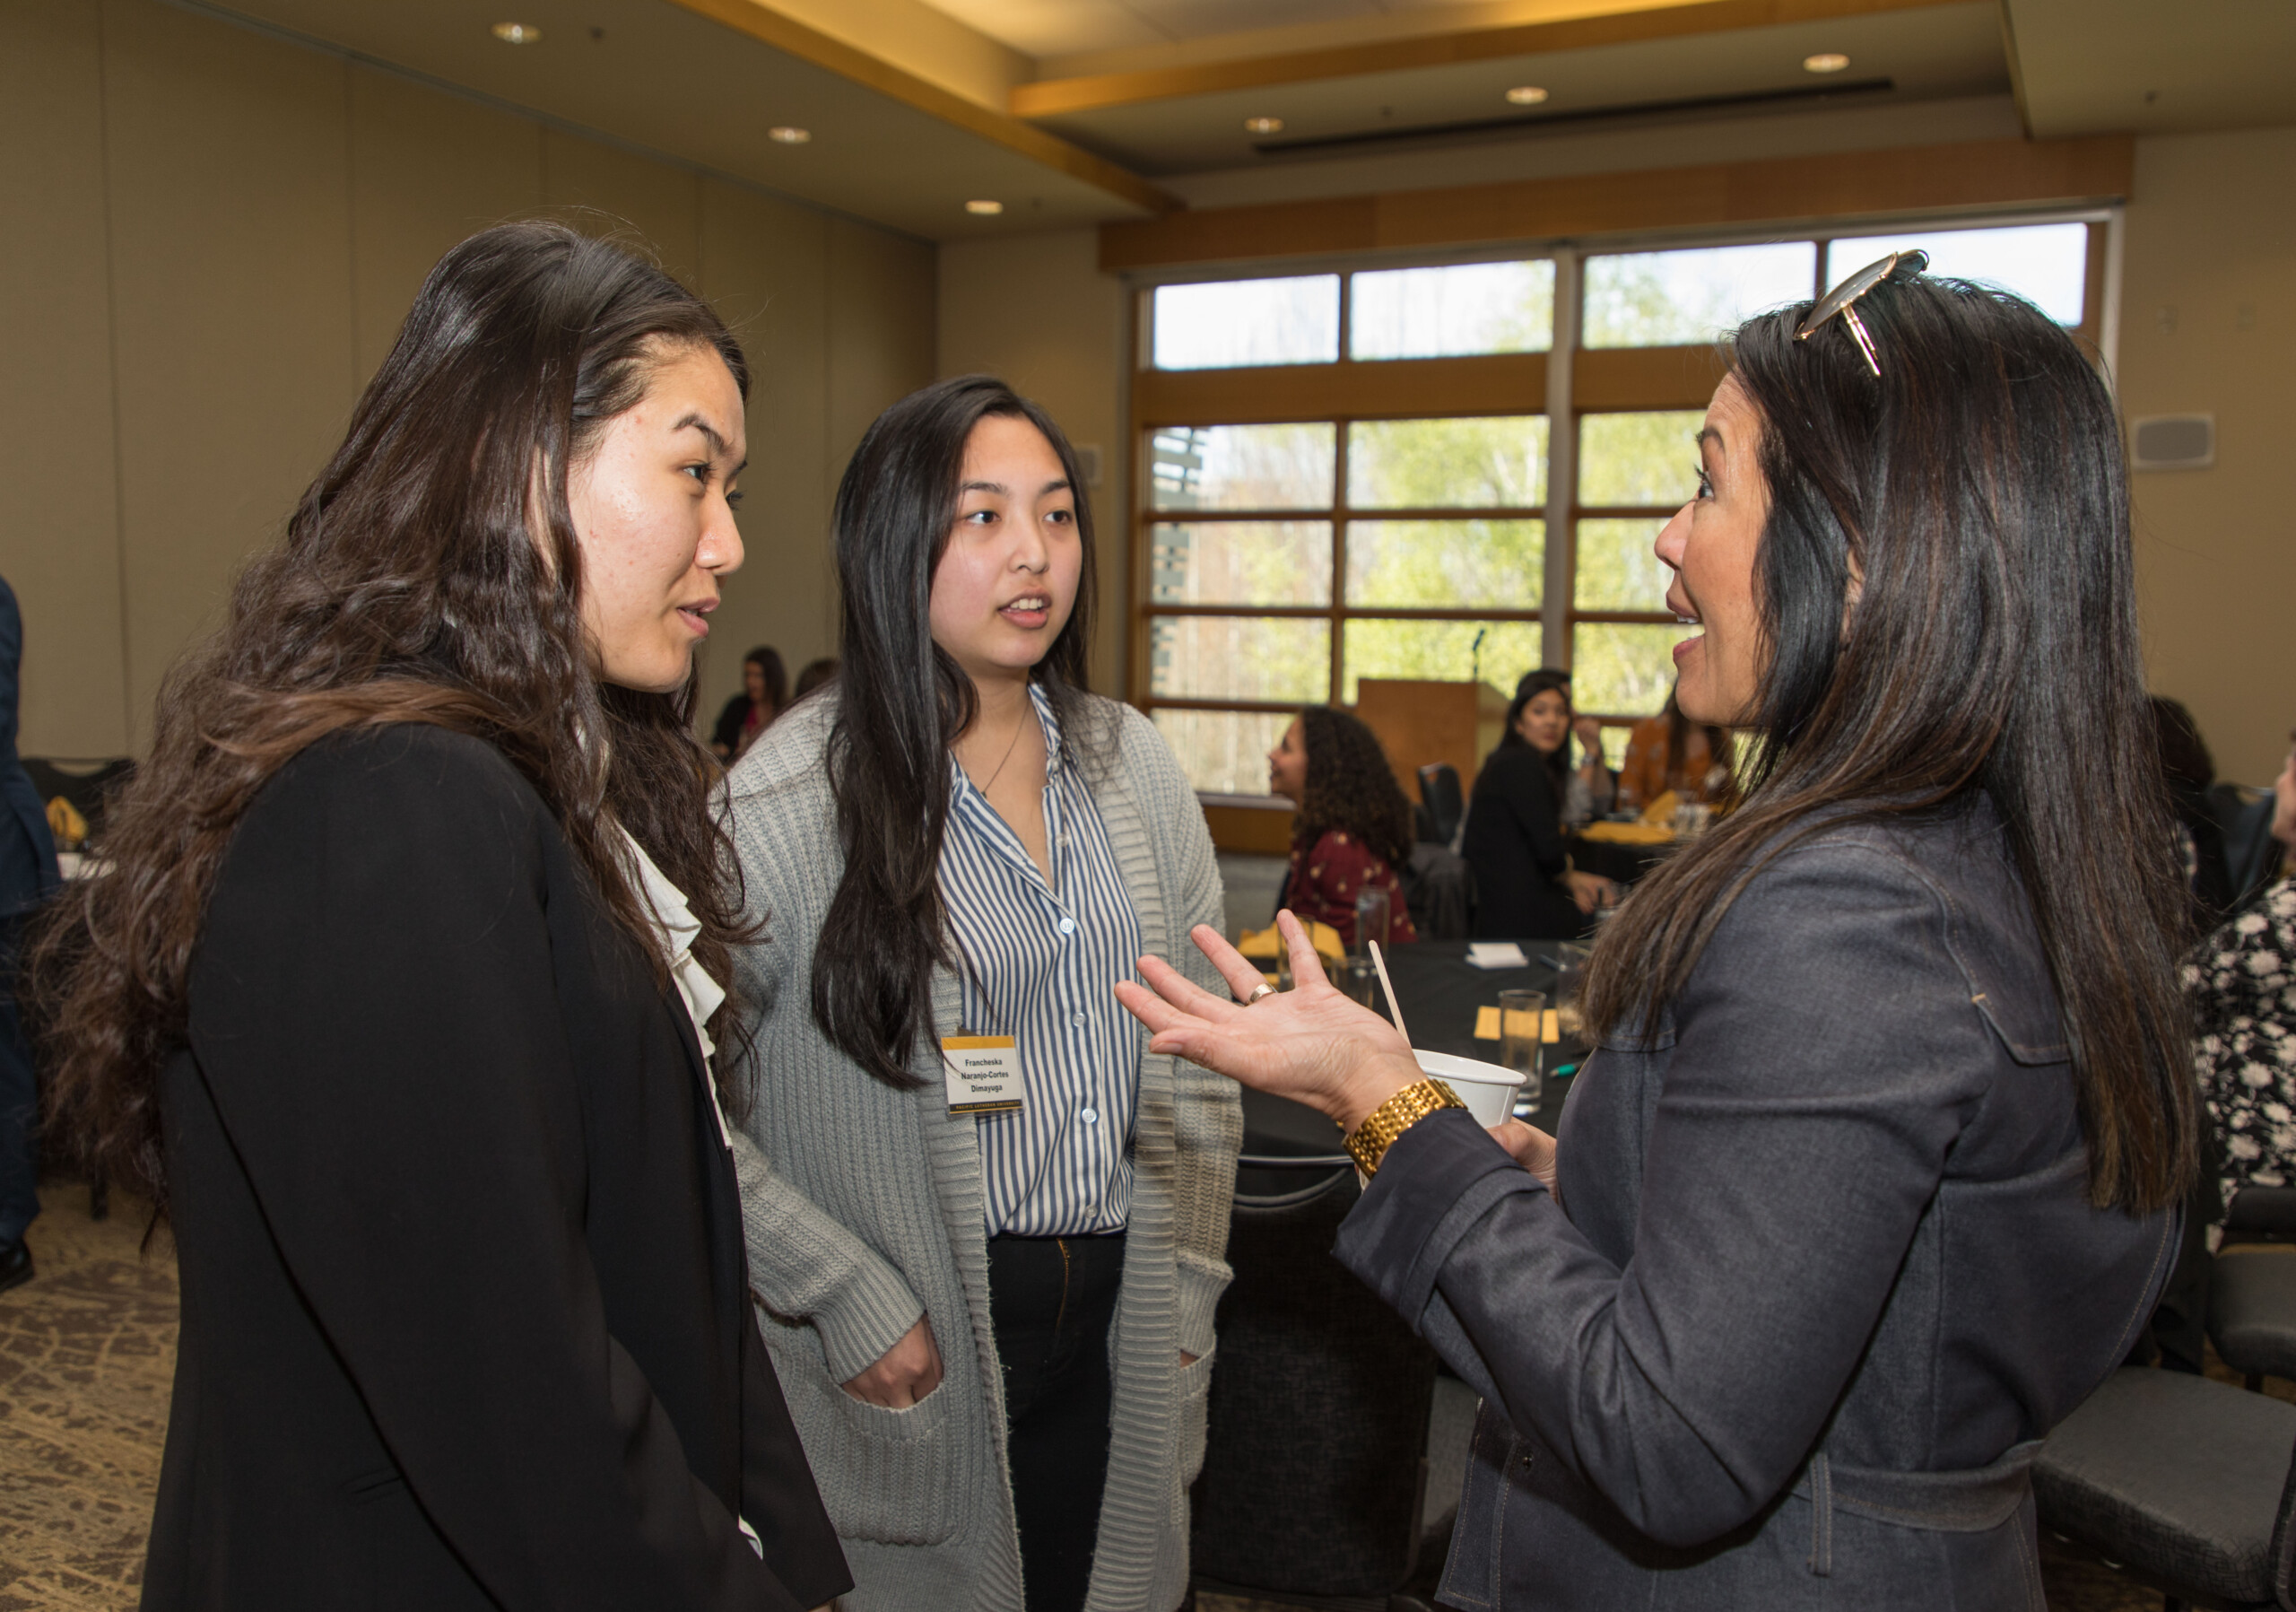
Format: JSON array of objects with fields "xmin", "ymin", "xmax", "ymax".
[{"xmin": 1796, "ymin": 248, "xmax": 1929, "ymax": 377}]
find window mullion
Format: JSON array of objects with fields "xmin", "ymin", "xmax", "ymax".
[
  {"xmin": 1330, "ymin": 421, "xmax": 1349, "ymax": 706},
  {"xmin": 1542, "ymin": 251, "xmax": 1580, "ymax": 675}
]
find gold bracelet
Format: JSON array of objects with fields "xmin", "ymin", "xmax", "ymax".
[{"xmin": 1343, "ymin": 1078, "xmax": 1468, "ymax": 1177}]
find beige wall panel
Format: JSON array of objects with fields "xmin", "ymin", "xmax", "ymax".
[
  {"xmin": 349, "ymin": 67, "xmax": 544, "ymax": 383},
  {"xmin": 0, "ymin": 0, "xmax": 129, "ymax": 755},
  {"xmin": 101, "ymin": 0, "xmax": 357, "ymax": 752},
  {"xmin": 542, "ymin": 128, "xmax": 701, "ymax": 291},
  {"xmin": 2120, "ymin": 126, "xmax": 2296, "ymax": 785},
  {"xmin": 825, "ymin": 217, "xmax": 937, "ymax": 483},
  {"xmin": 938, "ymin": 229, "xmax": 1130, "ymax": 697},
  {"xmin": 693, "ymin": 179, "xmax": 833, "ymax": 728}
]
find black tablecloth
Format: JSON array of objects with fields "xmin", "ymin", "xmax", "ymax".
[{"xmin": 1239, "ymin": 938, "xmax": 1581, "ymax": 1162}]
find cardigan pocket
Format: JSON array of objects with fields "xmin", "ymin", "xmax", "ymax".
[
  {"xmin": 1178, "ymin": 1348, "xmax": 1215, "ymax": 1483},
  {"xmin": 818, "ymin": 1376, "xmax": 962, "ymax": 1546}
]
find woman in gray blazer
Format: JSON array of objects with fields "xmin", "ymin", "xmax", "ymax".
[
  {"xmin": 724, "ymin": 377, "xmax": 1237, "ymax": 1612},
  {"xmin": 1115, "ymin": 258, "xmax": 2197, "ymax": 1608}
]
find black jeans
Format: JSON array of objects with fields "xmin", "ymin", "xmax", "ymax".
[{"xmin": 987, "ymin": 1230, "xmax": 1126, "ymax": 1612}]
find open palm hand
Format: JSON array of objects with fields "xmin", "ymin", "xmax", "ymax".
[{"xmin": 1113, "ymin": 911, "xmax": 1422, "ymax": 1133}]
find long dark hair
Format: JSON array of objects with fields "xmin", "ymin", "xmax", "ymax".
[
  {"xmin": 1497, "ymin": 668, "xmax": 1573, "ymax": 805},
  {"xmin": 1294, "ymin": 706, "xmax": 1414, "ymax": 872},
  {"xmin": 744, "ymin": 645, "xmax": 788, "ymax": 713},
  {"xmin": 813, "ymin": 376, "xmax": 1100, "ymax": 1088},
  {"xmin": 1660, "ymin": 689, "xmax": 1733, "ymax": 797},
  {"xmin": 28, "ymin": 221, "xmax": 755, "ymax": 1204},
  {"xmin": 1582, "ymin": 275, "xmax": 2196, "ymax": 1213}
]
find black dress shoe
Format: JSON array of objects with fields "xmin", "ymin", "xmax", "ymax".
[{"xmin": 0, "ymin": 1240, "xmax": 32, "ymax": 1295}]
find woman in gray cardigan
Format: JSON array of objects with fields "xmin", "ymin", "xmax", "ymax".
[
  {"xmin": 1115, "ymin": 262, "xmax": 2198, "ymax": 1607},
  {"xmin": 724, "ymin": 377, "xmax": 1237, "ymax": 1612}
]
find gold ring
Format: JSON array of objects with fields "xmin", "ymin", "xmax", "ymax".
[{"xmin": 1247, "ymin": 984, "xmax": 1276, "ymax": 1005}]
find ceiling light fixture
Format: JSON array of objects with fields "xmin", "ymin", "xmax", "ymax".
[
  {"xmin": 768, "ymin": 126, "xmax": 811, "ymax": 144},
  {"xmin": 490, "ymin": 21, "xmax": 541, "ymax": 43},
  {"xmin": 1244, "ymin": 116, "xmax": 1283, "ymax": 135},
  {"xmin": 1803, "ymin": 52, "xmax": 1849, "ymax": 73},
  {"xmin": 1504, "ymin": 86, "xmax": 1549, "ymax": 106},
  {"xmin": 965, "ymin": 199, "xmax": 1004, "ymax": 215}
]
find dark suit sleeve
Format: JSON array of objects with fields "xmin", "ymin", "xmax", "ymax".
[
  {"xmin": 0, "ymin": 579, "xmax": 22, "ymax": 763},
  {"xmin": 1334, "ymin": 841, "xmax": 2004, "ymax": 1547},
  {"xmin": 188, "ymin": 730, "xmax": 808, "ymax": 1611}
]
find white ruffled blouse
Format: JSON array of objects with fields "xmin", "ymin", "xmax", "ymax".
[{"xmin": 617, "ymin": 826, "xmax": 733, "ymax": 1149}]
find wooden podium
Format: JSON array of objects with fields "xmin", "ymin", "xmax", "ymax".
[{"xmin": 1353, "ymin": 678, "xmax": 1511, "ymax": 805}]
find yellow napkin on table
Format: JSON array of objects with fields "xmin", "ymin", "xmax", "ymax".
[
  {"xmin": 1238, "ymin": 919, "xmax": 1344, "ymax": 985},
  {"xmin": 1474, "ymin": 1006, "xmax": 1561, "ymax": 1043},
  {"xmin": 1577, "ymin": 788, "xmax": 1682, "ymax": 845}
]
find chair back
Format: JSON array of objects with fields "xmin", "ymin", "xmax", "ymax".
[
  {"xmin": 1416, "ymin": 762, "xmax": 1465, "ymax": 846},
  {"xmin": 1400, "ymin": 842, "xmax": 1474, "ymax": 941},
  {"xmin": 2213, "ymin": 782, "xmax": 2281, "ymax": 911},
  {"xmin": 2225, "ymin": 1187, "xmax": 2296, "ymax": 1243},
  {"xmin": 1191, "ymin": 1161, "xmax": 1439, "ymax": 1599}
]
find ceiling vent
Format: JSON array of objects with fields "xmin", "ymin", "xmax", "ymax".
[{"xmin": 2130, "ymin": 414, "xmax": 2215, "ymax": 472}]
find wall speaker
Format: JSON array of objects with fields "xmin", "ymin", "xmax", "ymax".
[{"xmin": 2130, "ymin": 414, "xmax": 2215, "ymax": 471}]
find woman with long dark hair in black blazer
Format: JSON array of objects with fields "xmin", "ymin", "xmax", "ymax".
[
  {"xmin": 1462, "ymin": 669, "xmax": 1618, "ymax": 939},
  {"xmin": 1115, "ymin": 262, "xmax": 2197, "ymax": 1606},
  {"xmin": 28, "ymin": 222, "xmax": 848, "ymax": 1611}
]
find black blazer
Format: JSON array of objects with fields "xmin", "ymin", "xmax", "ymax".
[
  {"xmin": 1342, "ymin": 797, "xmax": 2173, "ymax": 1606},
  {"xmin": 145, "ymin": 726, "xmax": 849, "ymax": 1611},
  {"xmin": 1459, "ymin": 744, "xmax": 1584, "ymax": 940}
]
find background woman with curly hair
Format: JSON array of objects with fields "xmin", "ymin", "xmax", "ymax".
[{"xmin": 1266, "ymin": 705, "xmax": 1418, "ymax": 948}]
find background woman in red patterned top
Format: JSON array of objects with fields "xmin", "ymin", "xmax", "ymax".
[{"xmin": 1266, "ymin": 705, "xmax": 1419, "ymax": 949}]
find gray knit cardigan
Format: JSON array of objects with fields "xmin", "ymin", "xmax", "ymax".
[{"xmin": 722, "ymin": 690, "xmax": 1240, "ymax": 1612}]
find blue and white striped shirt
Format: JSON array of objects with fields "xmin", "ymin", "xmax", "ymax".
[{"xmin": 940, "ymin": 685, "xmax": 1143, "ymax": 1237}]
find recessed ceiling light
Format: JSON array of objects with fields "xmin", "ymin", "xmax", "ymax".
[
  {"xmin": 965, "ymin": 199, "xmax": 1004, "ymax": 215},
  {"xmin": 490, "ymin": 21, "xmax": 541, "ymax": 43},
  {"xmin": 1504, "ymin": 86, "xmax": 1549, "ymax": 106},
  {"xmin": 1804, "ymin": 52, "xmax": 1849, "ymax": 73},
  {"xmin": 768, "ymin": 126, "xmax": 811, "ymax": 144},
  {"xmin": 1244, "ymin": 116, "xmax": 1283, "ymax": 135}
]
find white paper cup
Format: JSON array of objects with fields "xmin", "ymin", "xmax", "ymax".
[{"xmin": 1413, "ymin": 1050, "xmax": 1526, "ymax": 1128}]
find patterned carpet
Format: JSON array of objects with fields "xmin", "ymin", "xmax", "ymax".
[
  {"xmin": 0, "ymin": 1187, "xmax": 173, "ymax": 1612},
  {"xmin": 0, "ymin": 1183, "xmax": 2206, "ymax": 1612}
]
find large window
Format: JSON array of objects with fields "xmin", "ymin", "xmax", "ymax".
[{"xmin": 1132, "ymin": 219, "xmax": 2105, "ymax": 791}]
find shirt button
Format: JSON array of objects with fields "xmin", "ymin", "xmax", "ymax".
[
  {"xmin": 1080, "ymin": 1107, "xmax": 1099, "ymax": 1124},
  {"xmin": 1057, "ymin": 917, "xmax": 1076, "ymax": 935},
  {"xmin": 1071, "ymin": 1011, "xmax": 1087, "ymax": 1026}
]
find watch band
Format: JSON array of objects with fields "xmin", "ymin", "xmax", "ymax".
[{"xmin": 1343, "ymin": 1078, "xmax": 1468, "ymax": 1177}]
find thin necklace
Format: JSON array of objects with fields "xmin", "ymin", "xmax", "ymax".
[{"xmin": 978, "ymin": 703, "xmax": 1029, "ymax": 794}]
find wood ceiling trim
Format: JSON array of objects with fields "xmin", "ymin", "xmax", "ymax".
[
  {"xmin": 665, "ymin": 0, "xmax": 1182, "ymax": 213},
  {"xmin": 1132, "ymin": 346, "xmax": 1730, "ymax": 427},
  {"xmin": 1013, "ymin": 0, "xmax": 1973, "ymax": 120},
  {"xmin": 1136, "ymin": 353, "xmax": 1551, "ymax": 425},
  {"xmin": 1100, "ymin": 134, "xmax": 2133, "ymax": 270}
]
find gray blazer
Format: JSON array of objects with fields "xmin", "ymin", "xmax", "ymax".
[
  {"xmin": 722, "ymin": 692, "xmax": 1239, "ymax": 1612},
  {"xmin": 1337, "ymin": 797, "xmax": 2176, "ymax": 1609}
]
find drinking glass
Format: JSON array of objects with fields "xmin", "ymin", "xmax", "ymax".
[
  {"xmin": 1551, "ymin": 941, "xmax": 1593, "ymax": 1039},
  {"xmin": 1353, "ymin": 885, "xmax": 1391, "ymax": 955},
  {"xmin": 1336, "ymin": 955, "xmax": 1379, "ymax": 1009},
  {"xmin": 1498, "ymin": 988, "xmax": 1545, "ymax": 1116}
]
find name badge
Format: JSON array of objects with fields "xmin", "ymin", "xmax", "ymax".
[{"xmin": 941, "ymin": 1034, "xmax": 1024, "ymax": 1114}]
